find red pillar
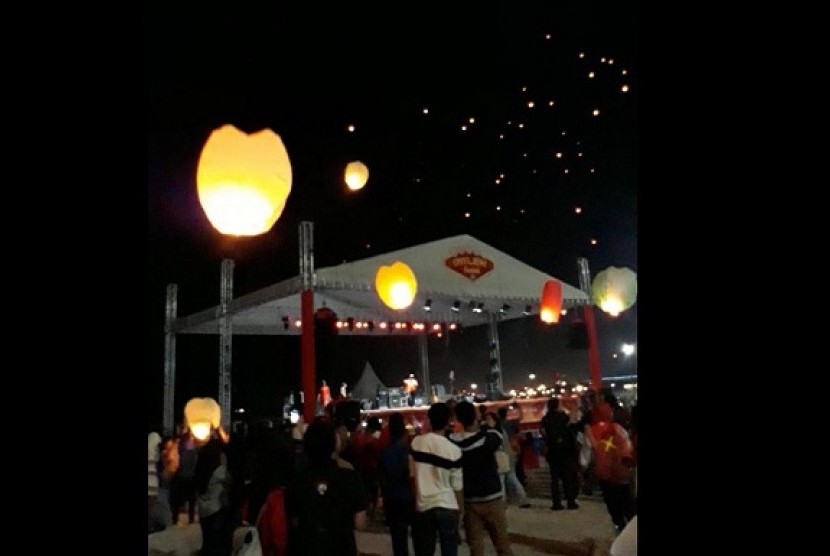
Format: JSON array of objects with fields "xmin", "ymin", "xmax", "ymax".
[
  {"xmin": 301, "ymin": 289, "xmax": 316, "ymax": 423},
  {"xmin": 583, "ymin": 304, "xmax": 603, "ymax": 395}
]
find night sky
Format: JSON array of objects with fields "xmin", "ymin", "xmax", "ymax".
[{"xmin": 147, "ymin": 2, "xmax": 639, "ymax": 425}]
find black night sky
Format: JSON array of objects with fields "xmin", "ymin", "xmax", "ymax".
[{"xmin": 147, "ymin": 2, "xmax": 639, "ymax": 426}]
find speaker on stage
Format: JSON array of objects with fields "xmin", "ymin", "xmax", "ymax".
[
  {"xmin": 388, "ymin": 387, "xmax": 402, "ymax": 409},
  {"xmin": 377, "ymin": 388, "xmax": 389, "ymax": 409}
]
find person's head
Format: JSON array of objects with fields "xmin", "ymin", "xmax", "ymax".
[
  {"xmin": 303, "ymin": 416, "xmax": 337, "ymax": 465},
  {"xmin": 547, "ymin": 397, "xmax": 560, "ymax": 412},
  {"xmin": 594, "ymin": 402, "xmax": 613, "ymax": 423},
  {"xmin": 454, "ymin": 400, "xmax": 477, "ymax": 428},
  {"xmin": 427, "ymin": 402, "xmax": 451, "ymax": 431},
  {"xmin": 388, "ymin": 412, "xmax": 406, "ymax": 441},
  {"xmin": 484, "ymin": 411, "xmax": 501, "ymax": 431},
  {"xmin": 367, "ymin": 416, "xmax": 382, "ymax": 433}
]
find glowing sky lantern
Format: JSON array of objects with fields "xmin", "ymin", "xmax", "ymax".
[
  {"xmin": 539, "ymin": 279, "xmax": 563, "ymax": 324},
  {"xmin": 184, "ymin": 397, "xmax": 221, "ymax": 441},
  {"xmin": 196, "ymin": 124, "xmax": 292, "ymax": 236},
  {"xmin": 375, "ymin": 261, "xmax": 417, "ymax": 310},
  {"xmin": 591, "ymin": 266, "xmax": 637, "ymax": 317},
  {"xmin": 344, "ymin": 160, "xmax": 369, "ymax": 191}
]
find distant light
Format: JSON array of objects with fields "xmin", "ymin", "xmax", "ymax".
[
  {"xmin": 545, "ymin": 34, "xmax": 551, "ymax": 40},
  {"xmin": 621, "ymin": 343, "xmax": 635, "ymax": 356},
  {"xmin": 495, "ymin": 179, "xmax": 501, "ymax": 185},
  {"xmin": 621, "ymin": 84, "xmax": 629, "ymax": 92},
  {"xmin": 518, "ymin": 123, "xmax": 524, "ymax": 128},
  {"xmin": 575, "ymin": 207, "xmax": 582, "ymax": 214},
  {"xmin": 521, "ymin": 86, "xmax": 527, "ymax": 92},
  {"xmin": 590, "ymin": 239, "xmax": 597, "ymax": 245},
  {"xmin": 423, "ymin": 108, "xmax": 429, "ymax": 114},
  {"xmin": 499, "ymin": 134, "xmax": 504, "ymax": 139},
  {"xmin": 590, "ymin": 168, "xmax": 596, "ymax": 173},
  {"xmin": 464, "ymin": 212, "xmax": 471, "ymax": 218},
  {"xmin": 588, "ymin": 71, "xmax": 595, "ymax": 78},
  {"xmin": 579, "ymin": 52, "xmax": 585, "ymax": 58},
  {"xmin": 294, "ymin": 319, "xmax": 302, "ymax": 328},
  {"xmin": 467, "ymin": 193, "xmax": 472, "ymax": 198},
  {"xmin": 469, "ymin": 117, "xmax": 475, "ymax": 124},
  {"xmin": 527, "ymin": 101, "xmax": 535, "ymax": 108},
  {"xmin": 578, "ymin": 152, "xmax": 584, "ymax": 157},
  {"xmin": 592, "ymin": 109, "xmax": 600, "ymax": 116},
  {"xmin": 461, "ymin": 125, "xmax": 467, "ymax": 131},
  {"xmin": 608, "ymin": 59, "xmax": 614, "ymax": 64},
  {"xmin": 621, "ymin": 69, "xmax": 628, "ymax": 75},
  {"xmin": 555, "ymin": 152, "xmax": 563, "ymax": 159},
  {"xmin": 613, "ymin": 353, "xmax": 618, "ymax": 358},
  {"xmin": 548, "ymin": 100, "xmax": 555, "ymax": 106},
  {"xmin": 564, "ymin": 169, "xmax": 569, "ymax": 174},
  {"xmin": 347, "ymin": 124, "xmax": 355, "ymax": 132},
  {"xmin": 601, "ymin": 57, "xmax": 606, "ymax": 63}
]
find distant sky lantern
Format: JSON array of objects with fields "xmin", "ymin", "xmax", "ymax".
[
  {"xmin": 592, "ymin": 266, "xmax": 638, "ymax": 317},
  {"xmin": 375, "ymin": 261, "xmax": 417, "ymax": 310},
  {"xmin": 196, "ymin": 124, "xmax": 292, "ymax": 236},
  {"xmin": 345, "ymin": 160, "xmax": 369, "ymax": 191},
  {"xmin": 539, "ymin": 279, "xmax": 563, "ymax": 324},
  {"xmin": 184, "ymin": 397, "xmax": 221, "ymax": 441}
]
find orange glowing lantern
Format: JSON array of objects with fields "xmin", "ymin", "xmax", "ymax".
[
  {"xmin": 592, "ymin": 266, "xmax": 638, "ymax": 317},
  {"xmin": 344, "ymin": 161, "xmax": 369, "ymax": 191},
  {"xmin": 184, "ymin": 397, "xmax": 222, "ymax": 441},
  {"xmin": 375, "ymin": 261, "xmax": 418, "ymax": 310},
  {"xmin": 539, "ymin": 279, "xmax": 563, "ymax": 324},
  {"xmin": 196, "ymin": 124, "xmax": 292, "ymax": 236}
]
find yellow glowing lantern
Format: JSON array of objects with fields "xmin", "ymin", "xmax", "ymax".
[
  {"xmin": 592, "ymin": 266, "xmax": 638, "ymax": 317},
  {"xmin": 344, "ymin": 160, "xmax": 369, "ymax": 191},
  {"xmin": 375, "ymin": 261, "xmax": 418, "ymax": 310},
  {"xmin": 196, "ymin": 124, "xmax": 292, "ymax": 236},
  {"xmin": 539, "ymin": 279, "xmax": 563, "ymax": 324},
  {"xmin": 184, "ymin": 397, "xmax": 222, "ymax": 441}
]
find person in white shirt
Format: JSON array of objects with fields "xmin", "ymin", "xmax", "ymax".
[{"xmin": 409, "ymin": 402, "xmax": 464, "ymax": 556}]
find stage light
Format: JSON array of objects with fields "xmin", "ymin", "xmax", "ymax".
[
  {"xmin": 452, "ymin": 300, "xmax": 461, "ymax": 312},
  {"xmin": 424, "ymin": 298, "xmax": 432, "ymax": 311},
  {"xmin": 500, "ymin": 304, "xmax": 510, "ymax": 314}
]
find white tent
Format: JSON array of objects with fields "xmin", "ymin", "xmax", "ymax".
[
  {"xmin": 170, "ymin": 234, "xmax": 588, "ymax": 335},
  {"xmin": 349, "ymin": 361, "xmax": 387, "ymax": 402}
]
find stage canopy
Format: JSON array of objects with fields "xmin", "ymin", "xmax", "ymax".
[{"xmin": 170, "ymin": 234, "xmax": 589, "ymax": 336}]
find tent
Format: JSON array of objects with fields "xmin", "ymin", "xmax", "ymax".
[
  {"xmin": 348, "ymin": 361, "xmax": 387, "ymax": 402},
  {"xmin": 170, "ymin": 234, "xmax": 588, "ymax": 335}
]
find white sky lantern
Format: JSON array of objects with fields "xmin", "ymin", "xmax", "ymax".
[
  {"xmin": 375, "ymin": 261, "xmax": 418, "ymax": 310},
  {"xmin": 345, "ymin": 160, "xmax": 369, "ymax": 191},
  {"xmin": 184, "ymin": 397, "xmax": 221, "ymax": 441},
  {"xmin": 592, "ymin": 266, "xmax": 638, "ymax": 317},
  {"xmin": 196, "ymin": 124, "xmax": 292, "ymax": 237}
]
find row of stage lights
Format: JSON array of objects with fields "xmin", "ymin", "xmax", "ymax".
[{"xmin": 281, "ymin": 315, "xmax": 460, "ymax": 334}]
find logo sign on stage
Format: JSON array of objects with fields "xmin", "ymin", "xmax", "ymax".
[{"xmin": 445, "ymin": 252, "xmax": 494, "ymax": 281}]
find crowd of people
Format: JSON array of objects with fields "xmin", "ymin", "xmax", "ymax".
[{"xmin": 147, "ymin": 389, "xmax": 637, "ymax": 555}]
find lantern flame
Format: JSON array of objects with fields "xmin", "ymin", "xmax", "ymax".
[
  {"xmin": 591, "ymin": 266, "xmax": 637, "ymax": 317},
  {"xmin": 375, "ymin": 261, "xmax": 418, "ymax": 310},
  {"xmin": 539, "ymin": 279, "xmax": 563, "ymax": 324},
  {"xmin": 196, "ymin": 124, "xmax": 292, "ymax": 236},
  {"xmin": 184, "ymin": 397, "xmax": 222, "ymax": 442},
  {"xmin": 345, "ymin": 161, "xmax": 369, "ymax": 191}
]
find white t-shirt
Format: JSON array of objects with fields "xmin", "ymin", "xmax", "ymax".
[{"xmin": 409, "ymin": 432, "xmax": 463, "ymax": 512}]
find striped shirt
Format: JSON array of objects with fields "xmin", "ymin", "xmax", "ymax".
[
  {"xmin": 409, "ymin": 432, "xmax": 463, "ymax": 512},
  {"xmin": 449, "ymin": 428, "xmax": 504, "ymax": 503}
]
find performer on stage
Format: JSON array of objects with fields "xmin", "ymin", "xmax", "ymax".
[{"xmin": 403, "ymin": 373, "xmax": 419, "ymax": 407}]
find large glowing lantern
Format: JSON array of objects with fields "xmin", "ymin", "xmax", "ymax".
[
  {"xmin": 539, "ymin": 279, "xmax": 563, "ymax": 324},
  {"xmin": 344, "ymin": 160, "xmax": 369, "ymax": 191},
  {"xmin": 184, "ymin": 397, "xmax": 222, "ymax": 441},
  {"xmin": 375, "ymin": 261, "xmax": 418, "ymax": 310},
  {"xmin": 196, "ymin": 124, "xmax": 292, "ymax": 236},
  {"xmin": 592, "ymin": 266, "xmax": 638, "ymax": 317}
]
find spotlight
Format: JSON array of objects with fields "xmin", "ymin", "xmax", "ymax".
[
  {"xmin": 281, "ymin": 316, "xmax": 290, "ymax": 330},
  {"xmin": 424, "ymin": 298, "xmax": 432, "ymax": 312},
  {"xmin": 500, "ymin": 304, "xmax": 511, "ymax": 314},
  {"xmin": 473, "ymin": 302, "xmax": 484, "ymax": 313},
  {"xmin": 523, "ymin": 304, "xmax": 532, "ymax": 315},
  {"xmin": 452, "ymin": 300, "xmax": 461, "ymax": 312}
]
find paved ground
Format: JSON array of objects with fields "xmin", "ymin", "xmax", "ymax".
[
  {"xmin": 150, "ymin": 495, "xmax": 620, "ymax": 556},
  {"xmin": 357, "ymin": 496, "xmax": 617, "ymax": 556}
]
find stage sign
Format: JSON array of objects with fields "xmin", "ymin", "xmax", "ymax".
[{"xmin": 445, "ymin": 252, "xmax": 494, "ymax": 281}]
